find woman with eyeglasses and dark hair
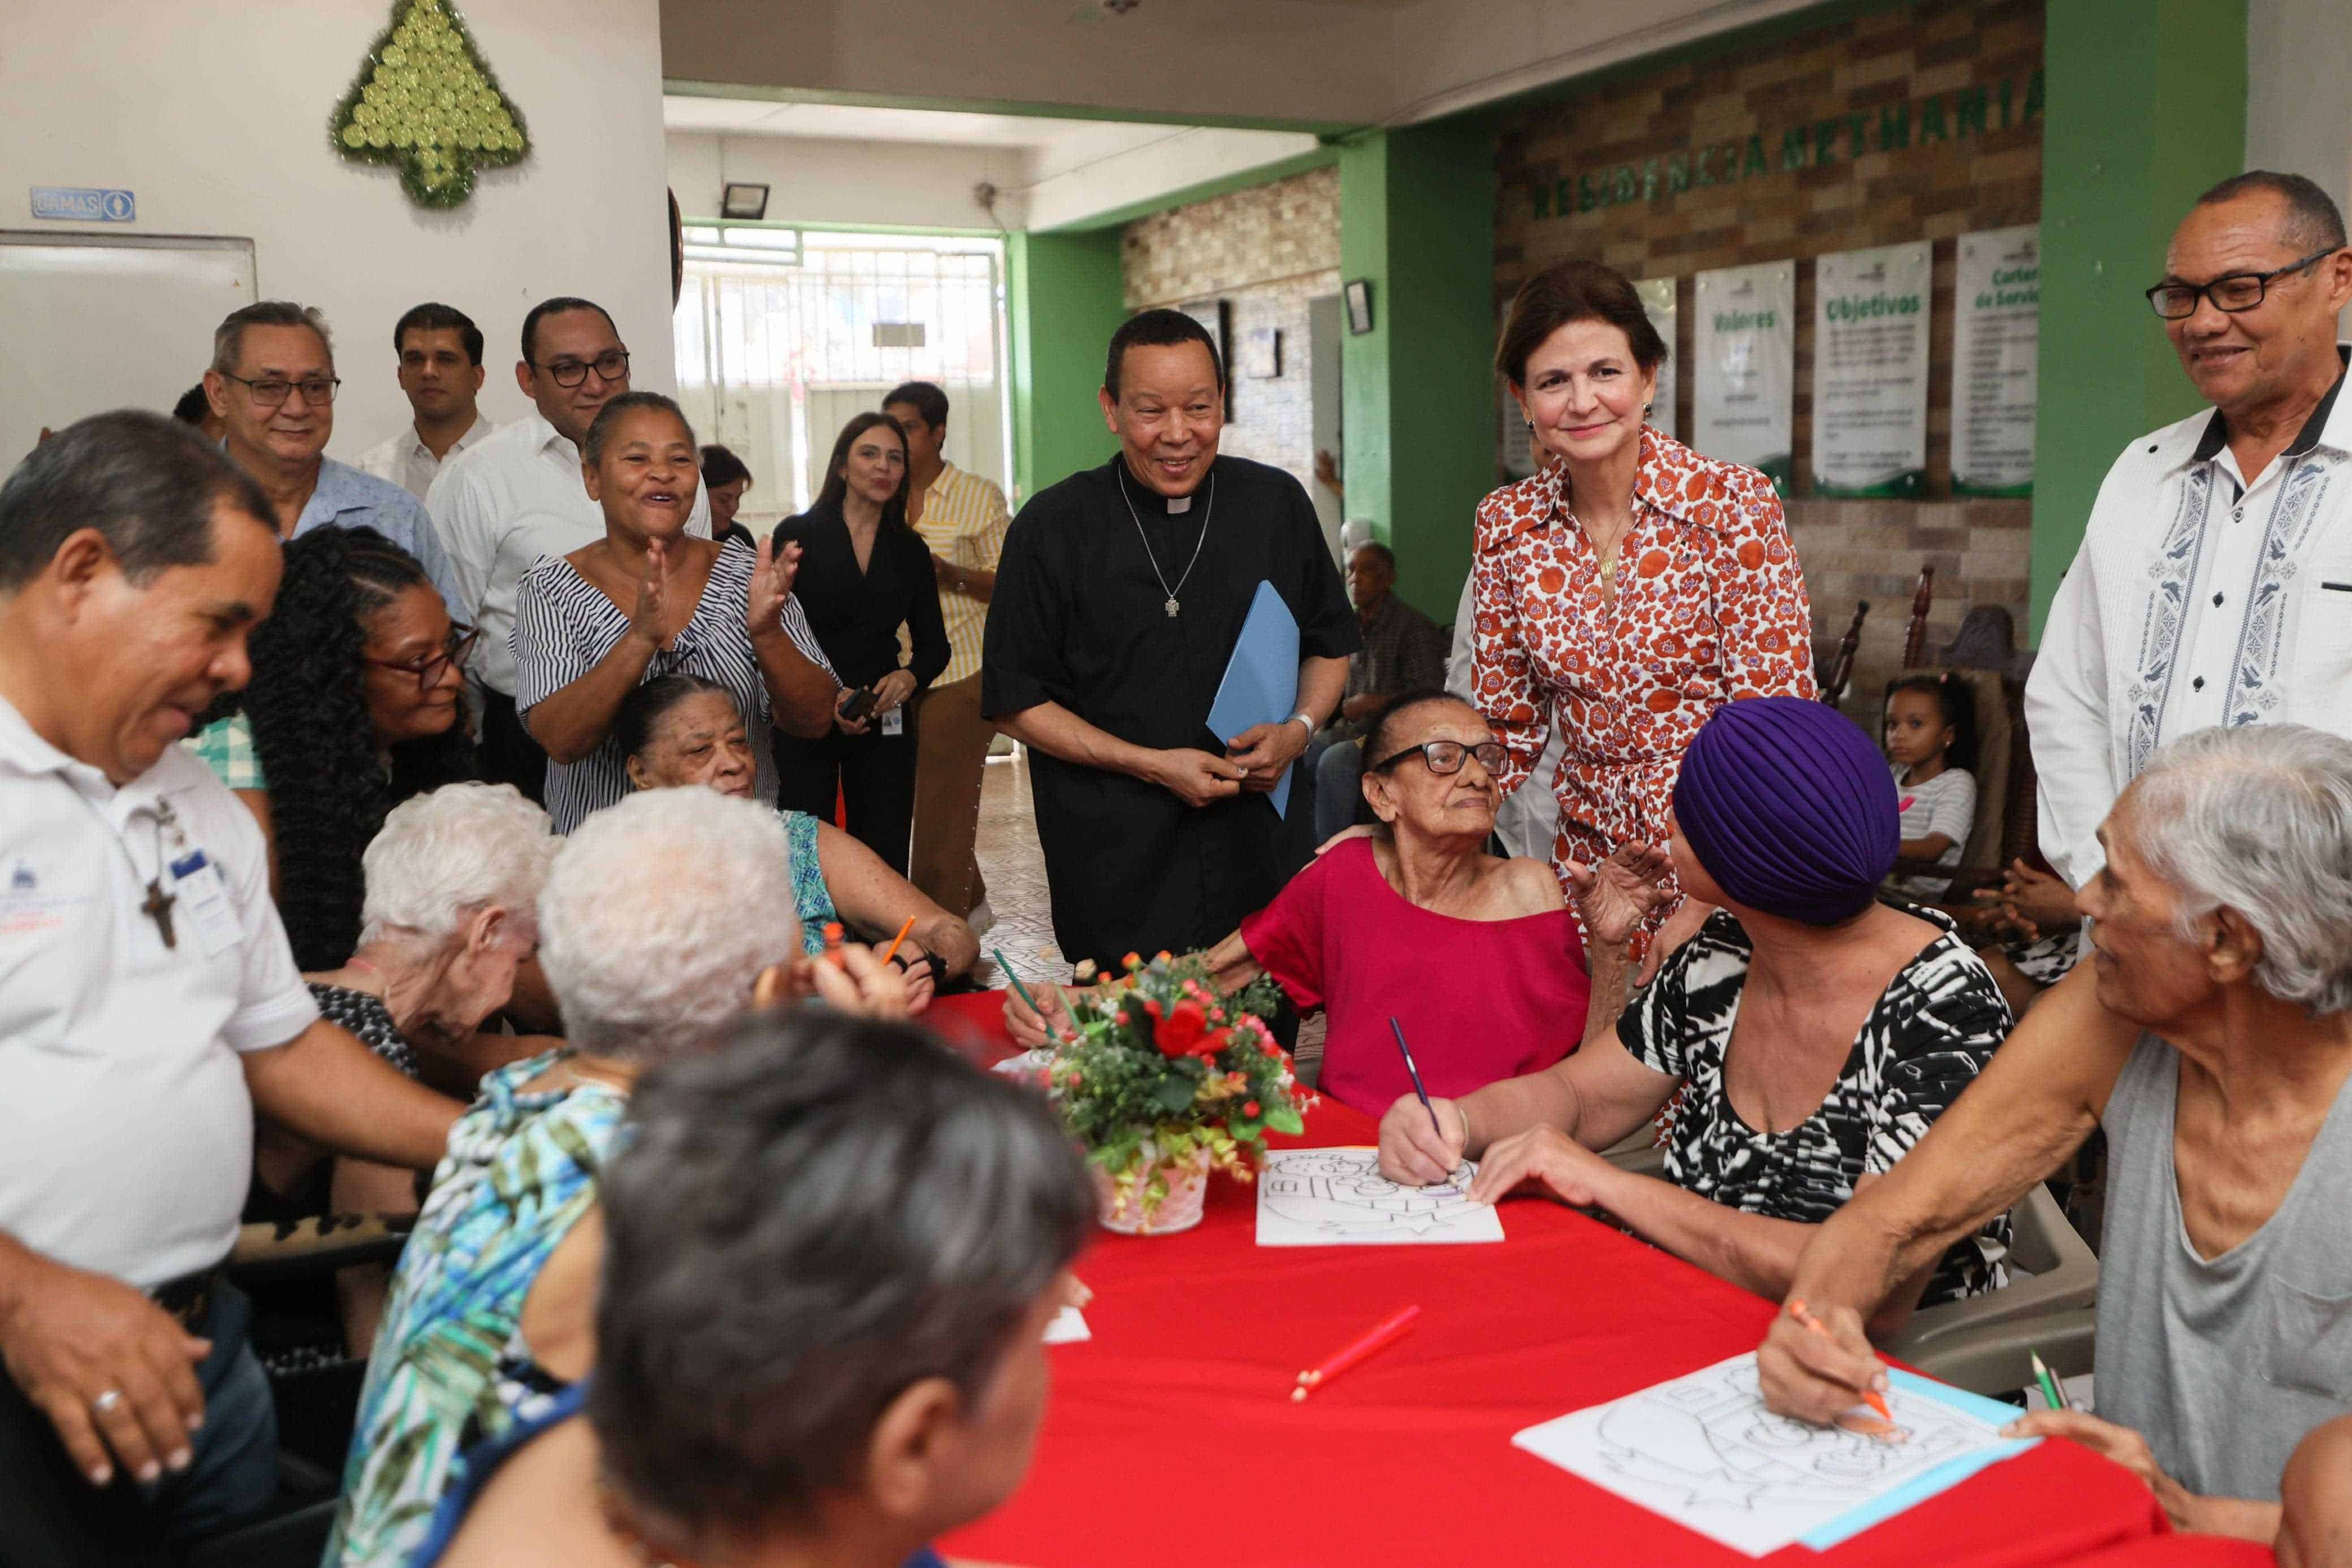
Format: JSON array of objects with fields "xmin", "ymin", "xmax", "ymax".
[
  {"xmin": 184, "ymin": 525, "xmax": 484, "ymax": 971},
  {"xmin": 1008, "ymin": 688, "xmax": 1649, "ymax": 1114}
]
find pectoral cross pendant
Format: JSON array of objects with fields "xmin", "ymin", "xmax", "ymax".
[
  {"xmin": 1165, "ymin": 596, "xmax": 1181, "ymax": 617},
  {"xmin": 142, "ymin": 877, "xmax": 178, "ymax": 948}
]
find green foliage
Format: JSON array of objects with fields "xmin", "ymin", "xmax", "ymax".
[
  {"xmin": 1045, "ymin": 953, "xmax": 1315, "ymax": 1225},
  {"xmin": 331, "ymin": 0, "xmax": 529, "ymax": 209}
]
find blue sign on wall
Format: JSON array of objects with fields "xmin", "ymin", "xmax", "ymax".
[{"xmin": 31, "ymin": 187, "xmax": 136, "ymax": 223}]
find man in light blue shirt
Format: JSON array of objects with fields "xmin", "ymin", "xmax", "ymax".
[{"xmin": 203, "ymin": 301, "xmax": 462, "ymax": 611}]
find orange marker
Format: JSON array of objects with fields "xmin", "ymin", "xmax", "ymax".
[
  {"xmin": 1789, "ymin": 1299, "xmax": 1892, "ymax": 1422},
  {"xmin": 879, "ymin": 914, "xmax": 919, "ymax": 968},
  {"xmin": 822, "ymin": 921, "xmax": 846, "ymax": 968},
  {"xmin": 1291, "ymin": 1305, "xmax": 1420, "ymax": 1402}
]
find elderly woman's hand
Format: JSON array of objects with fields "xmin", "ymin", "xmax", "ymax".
[
  {"xmin": 2000, "ymin": 1411, "xmax": 2209, "ymax": 1531},
  {"xmin": 1377, "ymin": 1094, "xmax": 1467, "ymax": 1186},
  {"xmin": 1971, "ymin": 858, "xmax": 2078, "ymax": 938},
  {"xmin": 1466, "ymin": 1124, "xmax": 1616, "ymax": 1208},
  {"xmin": 763, "ymin": 942, "xmax": 910, "ymax": 1020},
  {"xmin": 630, "ymin": 537, "xmax": 676, "ymax": 652},
  {"xmin": 1565, "ymin": 841, "xmax": 1675, "ymax": 948},
  {"xmin": 1004, "ymin": 975, "xmax": 1071, "ymax": 1049},
  {"xmin": 743, "ymin": 535, "xmax": 803, "ymax": 647}
]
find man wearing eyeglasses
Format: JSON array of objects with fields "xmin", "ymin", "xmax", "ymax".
[
  {"xmin": 201, "ymin": 301, "xmax": 461, "ymax": 613},
  {"xmin": 2027, "ymin": 171, "xmax": 2352, "ymax": 894},
  {"xmin": 423, "ymin": 296, "xmax": 711, "ymax": 802}
]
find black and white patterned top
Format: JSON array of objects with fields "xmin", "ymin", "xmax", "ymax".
[
  {"xmin": 511, "ymin": 538, "xmax": 837, "ymax": 833},
  {"xmin": 308, "ymin": 982, "xmax": 417, "ymax": 1080},
  {"xmin": 1619, "ymin": 903, "xmax": 2013, "ymax": 1307}
]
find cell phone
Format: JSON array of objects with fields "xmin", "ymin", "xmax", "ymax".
[{"xmin": 838, "ymin": 686, "xmax": 880, "ymax": 722}]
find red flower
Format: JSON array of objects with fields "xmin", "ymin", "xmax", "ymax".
[
  {"xmin": 1121, "ymin": 952, "xmax": 1142, "ymax": 971},
  {"xmin": 1154, "ymin": 1000, "xmax": 1227, "ymax": 1059},
  {"xmin": 1243, "ymin": 1100, "xmax": 1261, "ymax": 1117}
]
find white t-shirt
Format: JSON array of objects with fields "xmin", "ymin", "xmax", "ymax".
[
  {"xmin": 1891, "ymin": 763, "xmax": 1976, "ymax": 900},
  {"xmin": 352, "ymin": 412, "xmax": 494, "ymax": 502},
  {"xmin": 0, "ymin": 695, "xmax": 319, "ymax": 1289},
  {"xmin": 425, "ymin": 412, "xmax": 711, "ymax": 696}
]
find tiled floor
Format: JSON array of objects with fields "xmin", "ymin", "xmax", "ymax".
[{"xmin": 966, "ymin": 747, "xmax": 1324, "ymax": 1078}]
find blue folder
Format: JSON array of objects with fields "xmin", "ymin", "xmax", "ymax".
[{"xmin": 1205, "ymin": 580, "xmax": 1301, "ymax": 818}]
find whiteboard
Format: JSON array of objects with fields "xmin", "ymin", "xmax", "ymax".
[{"xmin": 0, "ymin": 232, "xmax": 256, "ymax": 463}]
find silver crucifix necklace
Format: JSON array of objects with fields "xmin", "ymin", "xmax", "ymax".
[{"xmin": 1117, "ymin": 462, "xmax": 1214, "ymax": 617}]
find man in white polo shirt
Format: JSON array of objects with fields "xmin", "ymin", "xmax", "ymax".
[
  {"xmin": 425, "ymin": 295, "xmax": 712, "ymax": 802},
  {"xmin": 0, "ymin": 412, "xmax": 464, "ymax": 1561},
  {"xmin": 2029, "ymin": 171, "xmax": 2352, "ymax": 891}
]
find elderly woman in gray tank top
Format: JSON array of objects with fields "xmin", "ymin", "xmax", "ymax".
[{"xmin": 1756, "ymin": 722, "xmax": 2352, "ymax": 1551}]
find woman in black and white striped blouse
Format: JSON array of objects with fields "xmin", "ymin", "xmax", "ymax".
[{"xmin": 512, "ymin": 393, "xmax": 838, "ymax": 831}]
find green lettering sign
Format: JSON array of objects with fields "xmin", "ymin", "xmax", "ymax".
[
  {"xmin": 1955, "ymin": 85, "xmax": 1988, "ymax": 137},
  {"xmin": 1742, "ymin": 135, "xmax": 1767, "ymax": 177},
  {"xmin": 1878, "ymin": 100, "xmax": 1911, "ymax": 151},
  {"xmin": 1920, "ymin": 94, "xmax": 1948, "ymax": 142},
  {"xmin": 1779, "ymin": 125, "xmax": 1809, "ymax": 172}
]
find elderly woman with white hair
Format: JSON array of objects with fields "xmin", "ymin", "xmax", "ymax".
[
  {"xmin": 248, "ymin": 782, "xmax": 559, "ymax": 1353},
  {"xmin": 326, "ymin": 788, "xmax": 909, "ymax": 1568},
  {"xmin": 1762, "ymin": 723, "xmax": 2352, "ymax": 1550}
]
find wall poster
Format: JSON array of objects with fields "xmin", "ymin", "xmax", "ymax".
[
  {"xmin": 1952, "ymin": 224, "xmax": 2040, "ymax": 497},
  {"xmin": 1693, "ymin": 262, "xmax": 1793, "ymax": 491},
  {"xmin": 1811, "ymin": 241, "xmax": 1931, "ymax": 497}
]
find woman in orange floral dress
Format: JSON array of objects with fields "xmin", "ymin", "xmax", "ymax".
[{"xmin": 1471, "ymin": 258, "xmax": 1815, "ymax": 963}]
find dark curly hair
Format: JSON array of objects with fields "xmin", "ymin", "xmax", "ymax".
[
  {"xmin": 243, "ymin": 526, "xmax": 479, "ymax": 969},
  {"xmin": 1886, "ymin": 672, "xmax": 1980, "ymax": 773}
]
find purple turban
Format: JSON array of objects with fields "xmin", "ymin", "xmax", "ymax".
[{"xmin": 1671, "ymin": 696, "xmax": 1898, "ymax": 925}]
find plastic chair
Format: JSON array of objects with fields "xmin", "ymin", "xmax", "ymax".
[{"xmin": 1884, "ymin": 1184, "xmax": 2098, "ymax": 1396}]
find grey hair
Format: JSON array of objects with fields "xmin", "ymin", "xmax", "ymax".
[
  {"xmin": 535, "ymin": 789, "xmax": 801, "ymax": 1063},
  {"xmin": 591, "ymin": 1011, "xmax": 1092, "ymax": 1552},
  {"xmin": 2194, "ymin": 170, "xmax": 2349, "ymax": 252},
  {"xmin": 211, "ymin": 300, "xmax": 334, "ymax": 376},
  {"xmin": 2124, "ymin": 724, "xmax": 2352, "ymax": 1016},
  {"xmin": 358, "ymin": 783, "xmax": 559, "ymax": 952}
]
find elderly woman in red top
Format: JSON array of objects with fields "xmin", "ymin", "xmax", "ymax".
[{"xmin": 1473, "ymin": 258, "xmax": 1815, "ymax": 959}]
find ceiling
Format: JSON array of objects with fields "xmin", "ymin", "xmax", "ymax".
[{"xmin": 660, "ymin": 98, "xmax": 1161, "ymax": 153}]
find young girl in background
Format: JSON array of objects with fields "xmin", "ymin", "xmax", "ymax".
[{"xmin": 1883, "ymin": 673, "xmax": 1977, "ymax": 901}]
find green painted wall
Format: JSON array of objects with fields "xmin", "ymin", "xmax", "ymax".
[
  {"xmin": 1339, "ymin": 123, "xmax": 1499, "ymax": 620},
  {"xmin": 2030, "ymin": 0, "xmax": 2246, "ymax": 636},
  {"xmin": 1006, "ymin": 229, "xmax": 1126, "ymax": 505}
]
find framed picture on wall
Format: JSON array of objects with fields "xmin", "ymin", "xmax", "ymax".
[
  {"xmin": 1243, "ymin": 326, "xmax": 1282, "ymax": 379},
  {"xmin": 1178, "ymin": 297, "xmax": 1234, "ymax": 417},
  {"xmin": 1344, "ymin": 278, "xmax": 1374, "ymax": 335}
]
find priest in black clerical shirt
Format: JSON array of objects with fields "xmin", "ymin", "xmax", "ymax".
[{"xmin": 982, "ymin": 309, "xmax": 1359, "ymax": 969}]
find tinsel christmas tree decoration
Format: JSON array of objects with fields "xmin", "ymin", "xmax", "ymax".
[{"xmin": 331, "ymin": 0, "xmax": 529, "ymax": 209}]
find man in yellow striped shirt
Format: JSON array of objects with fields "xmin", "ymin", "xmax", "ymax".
[{"xmin": 887, "ymin": 382, "xmax": 1011, "ymax": 928}]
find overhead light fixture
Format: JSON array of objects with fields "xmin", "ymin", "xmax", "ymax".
[{"xmin": 721, "ymin": 182, "xmax": 770, "ymax": 220}]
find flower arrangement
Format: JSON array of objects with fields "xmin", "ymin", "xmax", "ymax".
[{"xmin": 1045, "ymin": 952, "xmax": 1313, "ymax": 1231}]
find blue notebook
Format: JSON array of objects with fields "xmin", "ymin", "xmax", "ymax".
[{"xmin": 1205, "ymin": 581, "xmax": 1302, "ymax": 818}]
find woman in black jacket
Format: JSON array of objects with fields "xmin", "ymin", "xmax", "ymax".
[{"xmin": 772, "ymin": 412, "xmax": 949, "ymax": 873}]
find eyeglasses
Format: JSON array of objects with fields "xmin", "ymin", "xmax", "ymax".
[
  {"xmin": 364, "ymin": 625, "xmax": 479, "ymax": 692},
  {"xmin": 221, "ymin": 372, "xmax": 341, "ymax": 408},
  {"xmin": 2144, "ymin": 246, "xmax": 2340, "ymax": 319},
  {"xmin": 532, "ymin": 349, "xmax": 630, "ymax": 388},
  {"xmin": 1370, "ymin": 739, "xmax": 1508, "ymax": 776}
]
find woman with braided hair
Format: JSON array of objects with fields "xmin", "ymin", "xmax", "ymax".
[{"xmin": 187, "ymin": 525, "xmax": 482, "ymax": 972}]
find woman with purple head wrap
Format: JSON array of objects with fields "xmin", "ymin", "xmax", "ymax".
[{"xmin": 1376, "ymin": 696, "xmax": 2017, "ymax": 1311}]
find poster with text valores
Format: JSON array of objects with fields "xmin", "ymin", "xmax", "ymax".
[
  {"xmin": 1952, "ymin": 226, "xmax": 2040, "ymax": 497},
  {"xmin": 1811, "ymin": 241, "xmax": 1931, "ymax": 498},
  {"xmin": 1693, "ymin": 263, "xmax": 1793, "ymax": 493}
]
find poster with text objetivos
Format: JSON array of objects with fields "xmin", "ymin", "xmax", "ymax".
[{"xmin": 1811, "ymin": 241, "xmax": 1931, "ymax": 498}]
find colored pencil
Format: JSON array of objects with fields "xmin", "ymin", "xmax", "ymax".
[
  {"xmin": 879, "ymin": 914, "xmax": 919, "ymax": 968},
  {"xmin": 1388, "ymin": 1017, "xmax": 1445, "ymax": 1145},
  {"xmin": 2031, "ymin": 1350, "xmax": 2066, "ymax": 1413},
  {"xmin": 992, "ymin": 947, "xmax": 1063, "ymax": 1043},
  {"xmin": 1291, "ymin": 1304, "xmax": 1421, "ymax": 1401},
  {"xmin": 1788, "ymin": 1299, "xmax": 1894, "ymax": 1423}
]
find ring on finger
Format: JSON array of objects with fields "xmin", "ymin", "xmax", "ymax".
[{"xmin": 91, "ymin": 1388, "xmax": 124, "ymax": 1415}]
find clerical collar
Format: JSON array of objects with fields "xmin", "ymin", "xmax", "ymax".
[{"xmin": 1117, "ymin": 456, "xmax": 1211, "ymax": 513}]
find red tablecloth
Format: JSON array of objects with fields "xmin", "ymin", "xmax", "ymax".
[
  {"xmin": 924, "ymin": 991, "xmax": 2171, "ymax": 1568},
  {"xmin": 2059, "ymin": 1537, "xmax": 2275, "ymax": 1567}
]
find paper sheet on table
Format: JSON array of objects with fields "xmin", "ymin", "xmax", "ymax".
[
  {"xmin": 1204, "ymin": 580, "xmax": 1301, "ymax": 818},
  {"xmin": 1509, "ymin": 1352, "xmax": 2037, "ymax": 1558},
  {"xmin": 1255, "ymin": 1147, "xmax": 1504, "ymax": 1246},
  {"xmin": 1044, "ymin": 1306, "xmax": 1089, "ymax": 1344}
]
